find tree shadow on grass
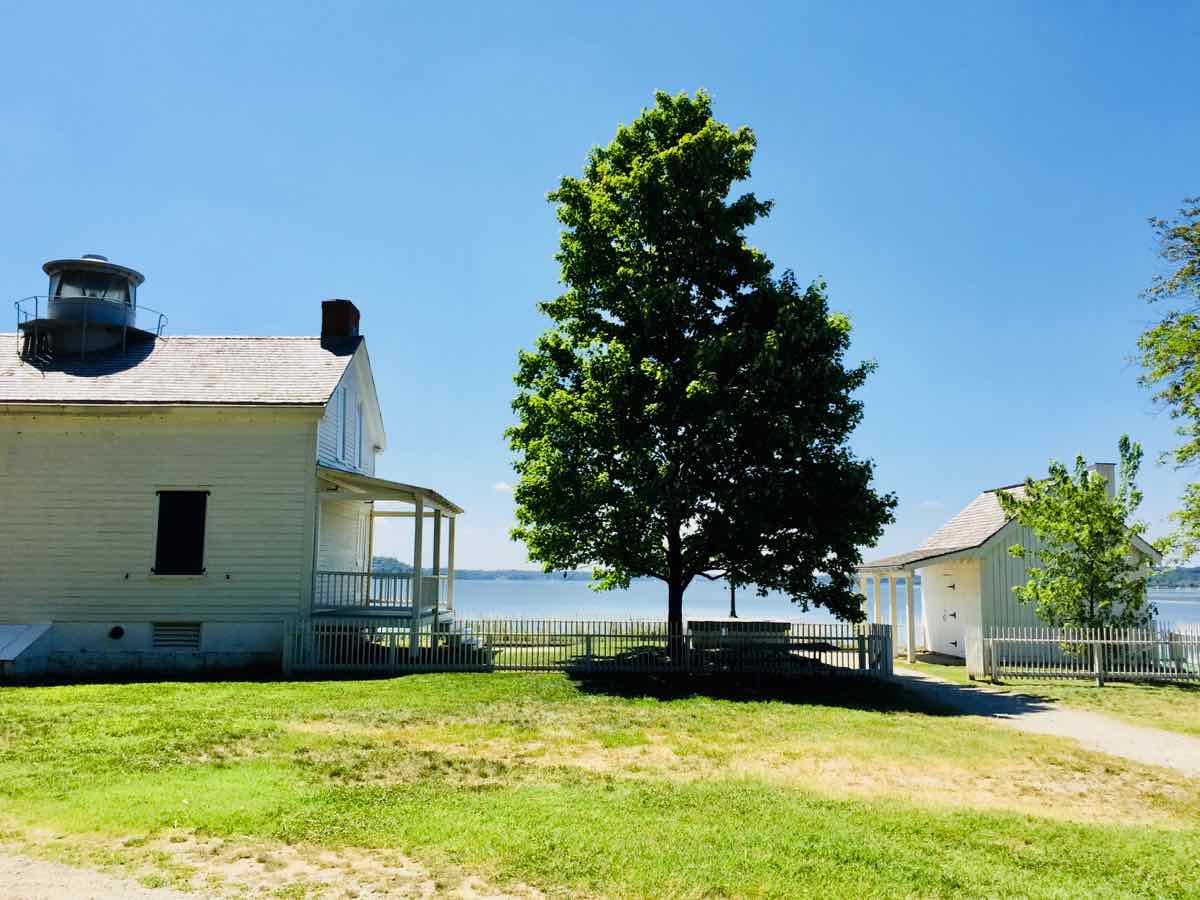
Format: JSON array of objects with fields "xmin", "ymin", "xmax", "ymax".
[{"xmin": 566, "ymin": 671, "xmax": 972, "ymax": 716}]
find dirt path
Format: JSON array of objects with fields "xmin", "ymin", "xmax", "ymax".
[
  {"xmin": 895, "ymin": 667, "xmax": 1200, "ymax": 777},
  {"xmin": 0, "ymin": 851, "xmax": 192, "ymax": 899},
  {"xmin": 0, "ymin": 832, "xmax": 545, "ymax": 900}
]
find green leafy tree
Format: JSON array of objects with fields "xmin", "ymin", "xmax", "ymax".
[
  {"xmin": 1137, "ymin": 197, "xmax": 1200, "ymax": 559},
  {"xmin": 997, "ymin": 436, "xmax": 1154, "ymax": 629},
  {"xmin": 507, "ymin": 90, "xmax": 896, "ymax": 635}
]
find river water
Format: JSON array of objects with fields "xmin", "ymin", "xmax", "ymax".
[{"xmin": 448, "ymin": 578, "xmax": 1200, "ymax": 628}]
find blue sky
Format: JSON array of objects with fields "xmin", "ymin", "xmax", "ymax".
[{"xmin": 2, "ymin": 2, "xmax": 1196, "ymax": 568}]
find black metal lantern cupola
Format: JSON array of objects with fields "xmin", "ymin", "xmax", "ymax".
[{"xmin": 16, "ymin": 253, "xmax": 166, "ymax": 360}]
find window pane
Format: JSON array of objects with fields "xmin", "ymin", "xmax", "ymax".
[
  {"xmin": 154, "ymin": 491, "xmax": 207, "ymax": 575},
  {"xmin": 55, "ymin": 271, "xmax": 130, "ymax": 303}
]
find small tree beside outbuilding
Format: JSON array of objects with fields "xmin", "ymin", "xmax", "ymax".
[{"xmin": 997, "ymin": 436, "xmax": 1155, "ymax": 630}]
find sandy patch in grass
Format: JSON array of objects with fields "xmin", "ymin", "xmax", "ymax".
[
  {"xmin": 731, "ymin": 750, "xmax": 1198, "ymax": 827},
  {"xmin": 280, "ymin": 716, "xmax": 1200, "ymax": 826},
  {"xmin": 4, "ymin": 828, "xmax": 545, "ymax": 899},
  {"xmin": 406, "ymin": 732, "xmax": 1200, "ymax": 827}
]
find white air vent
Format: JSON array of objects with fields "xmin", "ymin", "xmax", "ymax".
[{"xmin": 152, "ymin": 622, "xmax": 201, "ymax": 650}]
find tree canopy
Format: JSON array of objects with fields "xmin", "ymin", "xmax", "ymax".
[
  {"xmin": 1137, "ymin": 197, "xmax": 1200, "ymax": 559},
  {"xmin": 997, "ymin": 436, "xmax": 1154, "ymax": 629},
  {"xmin": 507, "ymin": 90, "xmax": 895, "ymax": 633}
]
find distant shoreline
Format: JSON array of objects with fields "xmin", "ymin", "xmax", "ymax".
[{"xmin": 375, "ymin": 555, "xmax": 1200, "ymax": 590}]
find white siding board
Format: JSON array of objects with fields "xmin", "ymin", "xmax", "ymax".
[
  {"xmin": 315, "ymin": 346, "xmax": 382, "ymax": 476},
  {"xmin": 317, "ymin": 500, "xmax": 371, "ymax": 572},
  {"xmin": 0, "ymin": 409, "xmax": 319, "ymax": 622},
  {"xmin": 980, "ymin": 520, "xmax": 1046, "ymax": 630}
]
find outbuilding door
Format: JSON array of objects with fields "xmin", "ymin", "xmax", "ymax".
[{"xmin": 920, "ymin": 561, "xmax": 982, "ymax": 658}]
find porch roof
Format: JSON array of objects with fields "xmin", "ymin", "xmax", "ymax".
[
  {"xmin": 855, "ymin": 547, "xmax": 974, "ymax": 572},
  {"xmin": 317, "ymin": 464, "xmax": 464, "ymax": 514}
]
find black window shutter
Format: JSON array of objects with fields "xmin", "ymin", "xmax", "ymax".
[{"xmin": 154, "ymin": 491, "xmax": 208, "ymax": 575}]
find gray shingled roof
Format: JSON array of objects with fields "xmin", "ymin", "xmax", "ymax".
[
  {"xmin": 0, "ymin": 333, "xmax": 360, "ymax": 405},
  {"xmin": 859, "ymin": 485, "xmax": 1025, "ymax": 570}
]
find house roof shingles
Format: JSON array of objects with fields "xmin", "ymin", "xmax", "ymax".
[
  {"xmin": 0, "ymin": 334, "xmax": 360, "ymax": 406},
  {"xmin": 859, "ymin": 485, "xmax": 1025, "ymax": 571}
]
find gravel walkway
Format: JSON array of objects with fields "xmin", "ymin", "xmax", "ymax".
[
  {"xmin": 0, "ymin": 852, "xmax": 194, "ymax": 900},
  {"xmin": 895, "ymin": 667, "xmax": 1200, "ymax": 777}
]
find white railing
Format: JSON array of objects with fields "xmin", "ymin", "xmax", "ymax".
[
  {"xmin": 972, "ymin": 625, "xmax": 1200, "ymax": 685},
  {"xmin": 313, "ymin": 571, "xmax": 449, "ymax": 611},
  {"xmin": 282, "ymin": 618, "xmax": 893, "ymax": 677}
]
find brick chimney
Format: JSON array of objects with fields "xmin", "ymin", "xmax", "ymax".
[{"xmin": 321, "ymin": 299, "xmax": 360, "ymax": 339}]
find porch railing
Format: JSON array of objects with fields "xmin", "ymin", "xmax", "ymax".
[{"xmin": 313, "ymin": 571, "xmax": 450, "ymax": 611}]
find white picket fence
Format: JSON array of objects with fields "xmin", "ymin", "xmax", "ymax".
[
  {"xmin": 282, "ymin": 617, "xmax": 894, "ymax": 679},
  {"xmin": 971, "ymin": 625, "xmax": 1200, "ymax": 685}
]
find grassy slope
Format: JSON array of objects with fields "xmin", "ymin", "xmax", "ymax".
[
  {"xmin": 0, "ymin": 674, "xmax": 1197, "ymax": 898},
  {"xmin": 899, "ymin": 659, "xmax": 1200, "ymax": 737}
]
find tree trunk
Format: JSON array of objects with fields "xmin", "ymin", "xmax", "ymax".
[
  {"xmin": 668, "ymin": 579, "xmax": 685, "ymax": 637},
  {"xmin": 666, "ymin": 523, "xmax": 684, "ymax": 638}
]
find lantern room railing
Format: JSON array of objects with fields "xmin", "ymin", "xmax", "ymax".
[{"xmin": 15, "ymin": 295, "xmax": 169, "ymax": 337}]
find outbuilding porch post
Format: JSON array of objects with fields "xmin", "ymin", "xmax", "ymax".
[
  {"xmin": 409, "ymin": 495, "xmax": 424, "ymax": 658},
  {"xmin": 905, "ymin": 569, "xmax": 916, "ymax": 663},
  {"xmin": 889, "ymin": 572, "xmax": 898, "ymax": 653},
  {"xmin": 432, "ymin": 508, "xmax": 442, "ymax": 609},
  {"xmin": 447, "ymin": 515, "xmax": 456, "ymax": 611}
]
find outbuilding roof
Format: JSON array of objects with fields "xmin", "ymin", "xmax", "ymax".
[
  {"xmin": 0, "ymin": 333, "xmax": 360, "ymax": 406},
  {"xmin": 860, "ymin": 479, "xmax": 1163, "ymax": 570},
  {"xmin": 858, "ymin": 485, "xmax": 1025, "ymax": 571}
]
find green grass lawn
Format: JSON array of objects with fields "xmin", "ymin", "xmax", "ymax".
[
  {"xmin": 898, "ymin": 658, "xmax": 1200, "ymax": 737},
  {"xmin": 1, "ymin": 673, "xmax": 1198, "ymax": 898}
]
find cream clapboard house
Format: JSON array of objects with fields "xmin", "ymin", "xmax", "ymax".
[
  {"xmin": 857, "ymin": 464, "xmax": 1161, "ymax": 666},
  {"xmin": 1, "ymin": 254, "xmax": 461, "ymax": 676}
]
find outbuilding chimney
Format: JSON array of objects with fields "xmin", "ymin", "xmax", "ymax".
[
  {"xmin": 321, "ymin": 299, "xmax": 360, "ymax": 339},
  {"xmin": 1088, "ymin": 462, "xmax": 1116, "ymax": 500}
]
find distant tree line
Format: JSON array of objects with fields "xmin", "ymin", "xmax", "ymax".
[
  {"xmin": 1149, "ymin": 567, "xmax": 1200, "ymax": 589},
  {"xmin": 371, "ymin": 556, "xmax": 593, "ymax": 581}
]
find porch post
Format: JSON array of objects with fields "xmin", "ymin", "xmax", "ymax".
[
  {"xmin": 889, "ymin": 572, "xmax": 898, "ymax": 652},
  {"xmin": 409, "ymin": 495, "xmax": 424, "ymax": 658},
  {"xmin": 311, "ymin": 496, "xmax": 323, "ymax": 613},
  {"xmin": 858, "ymin": 573, "xmax": 868, "ymax": 619},
  {"xmin": 366, "ymin": 502, "xmax": 375, "ymax": 571},
  {"xmin": 432, "ymin": 508, "xmax": 443, "ymax": 609},
  {"xmin": 905, "ymin": 569, "xmax": 916, "ymax": 663},
  {"xmin": 447, "ymin": 515, "xmax": 456, "ymax": 611}
]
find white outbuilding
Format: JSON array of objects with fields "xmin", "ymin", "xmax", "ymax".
[
  {"xmin": 857, "ymin": 465, "xmax": 1161, "ymax": 664},
  {"xmin": 1, "ymin": 254, "xmax": 462, "ymax": 677}
]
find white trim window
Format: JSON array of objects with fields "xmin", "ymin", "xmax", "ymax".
[
  {"xmin": 336, "ymin": 386, "xmax": 348, "ymax": 462},
  {"xmin": 356, "ymin": 401, "xmax": 364, "ymax": 469}
]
